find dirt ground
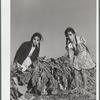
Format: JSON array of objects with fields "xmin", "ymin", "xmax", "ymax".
[{"xmin": 17, "ymin": 83, "xmax": 96, "ymax": 100}]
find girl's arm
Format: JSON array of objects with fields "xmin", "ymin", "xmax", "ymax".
[
  {"xmin": 68, "ymin": 49, "xmax": 74, "ymax": 64},
  {"xmin": 67, "ymin": 43, "xmax": 74, "ymax": 64},
  {"xmin": 13, "ymin": 42, "xmax": 27, "ymax": 63}
]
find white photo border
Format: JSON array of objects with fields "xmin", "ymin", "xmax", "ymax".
[{"xmin": 1, "ymin": 0, "xmax": 99, "ymax": 100}]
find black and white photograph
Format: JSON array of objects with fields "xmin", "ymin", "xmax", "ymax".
[{"xmin": 1, "ymin": 0, "xmax": 99, "ymax": 100}]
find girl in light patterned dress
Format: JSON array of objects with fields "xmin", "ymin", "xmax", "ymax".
[{"xmin": 64, "ymin": 27, "xmax": 95, "ymax": 91}]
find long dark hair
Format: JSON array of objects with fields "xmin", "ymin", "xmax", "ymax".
[
  {"xmin": 65, "ymin": 27, "xmax": 75, "ymax": 37},
  {"xmin": 30, "ymin": 32, "xmax": 43, "ymax": 43},
  {"xmin": 65, "ymin": 27, "xmax": 75, "ymax": 47},
  {"xmin": 64, "ymin": 27, "xmax": 90, "ymax": 54}
]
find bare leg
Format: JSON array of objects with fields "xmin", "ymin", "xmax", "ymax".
[
  {"xmin": 80, "ymin": 70, "xmax": 91, "ymax": 95},
  {"xmin": 71, "ymin": 70, "xmax": 80, "ymax": 92},
  {"xmin": 75, "ymin": 70, "xmax": 80, "ymax": 89},
  {"xmin": 81, "ymin": 69, "xmax": 88, "ymax": 90}
]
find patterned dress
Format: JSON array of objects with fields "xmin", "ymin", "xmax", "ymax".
[{"xmin": 67, "ymin": 36, "xmax": 95, "ymax": 70}]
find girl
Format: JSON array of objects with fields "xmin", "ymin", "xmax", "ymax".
[
  {"xmin": 13, "ymin": 32, "xmax": 43, "ymax": 72},
  {"xmin": 11, "ymin": 32, "xmax": 43, "ymax": 99},
  {"xmin": 64, "ymin": 27, "xmax": 95, "ymax": 92}
]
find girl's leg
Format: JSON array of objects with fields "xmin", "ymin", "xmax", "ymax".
[
  {"xmin": 71, "ymin": 70, "xmax": 80, "ymax": 92},
  {"xmin": 75, "ymin": 70, "xmax": 80, "ymax": 89},
  {"xmin": 81, "ymin": 70, "xmax": 95, "ymax": 98},
  {"xmin": 81, "ymin": 69, "xmax": 88, "ymax": 90}
]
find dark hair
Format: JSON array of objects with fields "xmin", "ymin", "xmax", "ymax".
[
  {"xmin": 30, "ymin": 32, "xmax": 43, "ymax": 42},
  {"xmin": 65, "ymin": 27, "xmax": 75, "ymax": 37}
]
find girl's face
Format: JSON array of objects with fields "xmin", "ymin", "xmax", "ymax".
[
  {"xmin": 67, "ymin": 32, "xmax": 75, "ymax": 42},
  {"xmin": 32, "ymin": 36, "xmax": 40, "ymax": 46}
]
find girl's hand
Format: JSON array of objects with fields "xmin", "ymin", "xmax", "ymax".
[
  {"xmin": 16, "ymin": 63, "xmax": 22, "ymax": 71},
  {"xmin": 13, "ymin": 63, "xmax": 17, "ymax": 69},
  {"xmin": 36, "ymin": 43, "xmax": 39, "ymax": 48}
]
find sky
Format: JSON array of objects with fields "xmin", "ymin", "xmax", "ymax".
[{"xmin": 11, "ymin": 0, "xmax": 96, "ymax": 63}]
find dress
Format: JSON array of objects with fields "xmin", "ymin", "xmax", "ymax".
[
  {"xmin": 67, "ymin": 36, "xmax": 95, "ymax": 70},
  {"xmin": 14, "ymin": 41, "xmax": 40, "ymax": 65},
  {"xmin": 17, "ymin": 46, "xmax": 36, "ymax": 72},
  {"xmin": 12, "ymin": 41, "xmax": 40, "ymax": 85}
]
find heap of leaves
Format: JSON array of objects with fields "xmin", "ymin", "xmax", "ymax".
[
  {"xmin": 26, "ymin": 56, "xmax": 74, "ymax": 94},
  {"xmin": 10, "ymin": 55, "xmax": 96, "ymax": 100}
]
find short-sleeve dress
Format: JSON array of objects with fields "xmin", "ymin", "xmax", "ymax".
[{"xmin": 67, "ymin": 36, "xmax": 95, "ymax": 70}]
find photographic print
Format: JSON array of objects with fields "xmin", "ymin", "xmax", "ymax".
[{"xmin": 9, "ymin": 0, "xmax": 98, "ymax": 100}]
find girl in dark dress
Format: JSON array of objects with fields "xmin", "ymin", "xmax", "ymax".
[{"xmin": 11, "ymin": 32, "xmax": 43, "ymax": 99}]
